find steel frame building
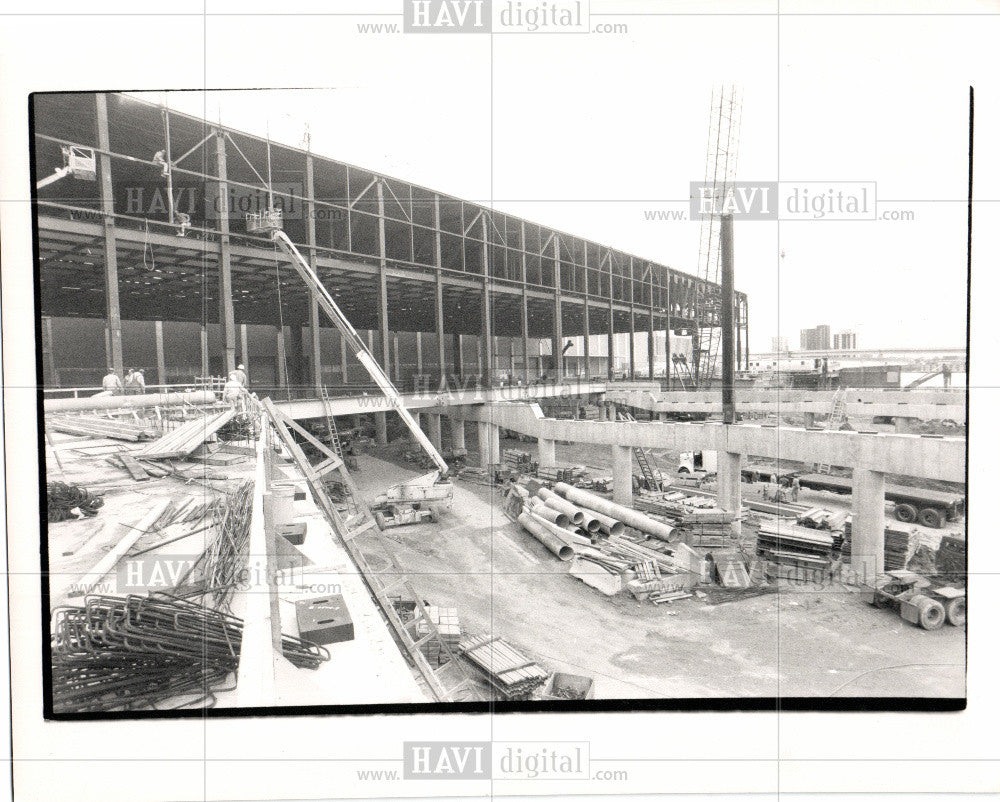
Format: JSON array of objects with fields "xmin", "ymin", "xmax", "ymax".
[{"xmin": 32, "ymin": 92, "xmax": 749, "ymax": 391}]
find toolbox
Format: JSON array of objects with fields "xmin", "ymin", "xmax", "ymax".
[{"xmin": 277, "ymin": 521, "xmax": 307, "ymax": 546}]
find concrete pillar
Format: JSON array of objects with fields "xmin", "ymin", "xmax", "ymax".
[
  {"xmin": 449, "ymin": 417, "xmax": 466, "ymax": 451},
  {"xmin": 427, "ymin": 413, "xmax": 442, "ymax": 451},
  {"xmin": 154, "ymin": 321, "xmax": 167, "ymax": 386},
  {"xmin": 538, "ymin": 437, "xmax": 556, "ymax": 468},
  {"xmin": 717, "ymin": 450, "xmax": 744, "ymax": 536},
  {"xmin": 275, "ymin": 327, "xmax": 286, "ymax": 388},
  {"xmin": 852, "ymin": 468, "xmax": 886, "ymax": 581},
  {"xmin": 477, "ymin": 421, "xmax": 500, "ymax": 468},
  {"xmin": 200, "ymin": 325, "xmax": 210, "ymax": 379},
  {"xmin": 803, "ymin": 411, "xmax": 817, "ymax": 428},
  {"xmin": 240, "ymin": 324, "xmax": 250, "ymax": 376},
  {"xmin": 612, "ymin": 444, "xmax": 633, "ymax": 507},
  {"xmin": 374, "ymin": 412, "xmax": 388, "ymax": 445},
  {"xmin": 95, "ymin": 94, "xmax": 124, "ymax": 378},
  {"xmin": 607, "ymin": 402, "xmax": 617, "ymax": 421}
]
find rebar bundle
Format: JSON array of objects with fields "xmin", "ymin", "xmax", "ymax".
[
  {"xmin": 46, "ymin": 481, "xmax": 104, "ymax": 522},
  {"xmin": 201, "ymin": 480, "xmax": 254, "ymax": 609},
  {"xmin": 51, "ymin": 594, "xmax": 330, "ymax": 713}
]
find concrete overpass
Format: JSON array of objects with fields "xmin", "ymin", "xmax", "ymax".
[{"xmin": 605, "ymin": 388, "xmax": 966, "ymax": 424}]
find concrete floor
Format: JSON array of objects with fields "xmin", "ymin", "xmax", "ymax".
[{"xmin": 354, "ymin": 442, "xmax": 965, "ymax": 699}]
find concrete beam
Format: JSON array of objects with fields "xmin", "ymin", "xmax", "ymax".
[
  {"xmin": 446, "ymin": 402, "xmax": 964, "ymax": 484},
  {"xmin": 606, "ymin": 388, "xmax": 965, "ymax": 423}
]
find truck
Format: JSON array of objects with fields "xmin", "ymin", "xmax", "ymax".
[
  {"xmin": 793, "ymin": 473, "xmax": 964, "ymax": 529},
  {"xmin": 860, "ymin": 570, "xmax": 966, "ymax": 630},
  {"xmin": 678, "ymin": 450, "xmax": 717, "ymax": 475}
]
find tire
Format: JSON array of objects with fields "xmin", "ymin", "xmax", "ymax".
[
  {"xmin": 912, "ymin": 595, "xmax": 946, "ymax": 630},
  {"xmin": 895, "ymin": 503, "xmax": 918, "ymax": 524},
  {"xmin": 918, "ymin": 507, "xmax": 943, "ymax": 529},
  {"xmin": 678, "ymin": 467, "xmax": 690, "ymax": 474},
  {"xmin": 946, "ymin": 597, "xmax": 966, "ymax": 626}
]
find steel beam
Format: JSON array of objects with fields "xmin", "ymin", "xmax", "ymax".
[
  {"xmin": 215, "ymin": 131, "xmax": 237, "ymax": 375},
  {"xmin": 94, "ymin": 94, "xmax": 123, "ymax": 377}
]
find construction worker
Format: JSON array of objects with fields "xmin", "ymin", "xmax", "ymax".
[
  {"xmin": 790, "ymin": 476, "xmax": 801, "ymax": 502},
  {"xmin": 229, "ymin": 363, "xmax": 248, "ymax": 387},
  {"xmin": 101, "ymin": 369, "xmax": 124, "ymax": 396},
  {"xmin": 222, "ymin": 376, "xmax": 246, "ymax": 408},
  {"xmin": 124, "ymin": 368, "xmax": 146, "ymax": 395}
]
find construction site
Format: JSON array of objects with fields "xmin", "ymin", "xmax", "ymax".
[{"xmin": 34, "ymin": 90, "xmax": 967, "ymax": 714}]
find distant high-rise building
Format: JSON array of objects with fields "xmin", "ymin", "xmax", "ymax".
[
  {"xmin": 833, "ymin": 330, "xmax": 857, "ymax": 350},
  {"xmin": 771, "ymin": 336, "xmax": 789, "ymax": 353},
  {"xmin": 799, "ymin": 324, "xmax": 831, "ymax": 351}
]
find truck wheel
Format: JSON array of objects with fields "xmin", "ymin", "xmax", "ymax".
[
  {"xmin": 911, "ymin": 595, "xmax": 946, "ymax": 630},
  {"xmin": 895, "ymin": 503, "xmax": 918, "ymax": 524},
  {"xmin": 918, "ymin": 508, "xmax": 943, "ymax": 528},
  {"xmin": 946, "ymin": 597, "xmax": 966, "ymax": 626},
  {"xmin": 678, "ymin": 467, "xmax": 690, "ymax": 474}
]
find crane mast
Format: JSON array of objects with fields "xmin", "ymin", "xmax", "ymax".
[{"xmin": 247, "ymin": 210, "xmax": 451, "ymax": 480}]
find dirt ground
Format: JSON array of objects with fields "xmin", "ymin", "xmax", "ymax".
[{"xmin": 354, "ymin": 435, "xmax": 965, "ymax": 700}]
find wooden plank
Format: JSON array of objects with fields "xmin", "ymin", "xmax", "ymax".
[
  {"xmin": 67, "ymin": 499, "xmax": 172, "ymax": 597},
  {"xmin": 118, "ymin": 454, "xmax": 150, "ymax": 481}
]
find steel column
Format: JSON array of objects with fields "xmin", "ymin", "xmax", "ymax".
[
  {"xmin": 155, "ymin": 321, "xmax": 166, "ymax": 385},
  {"xmin": 95, "ymin": 94, "xmax": 123, "ymax": 377},
  {"xmin": 553, "ymin": 235, "xmax": 563, "ymax": 382},
  {"xmin": 306, "ymin": 154, "xmax": 322, "ymax": 393},
  {"xmin": 215, "ymin": 132, "xmax": 237, "ymax": 375},
  {"xmin": 433, "ymin": 196, "xmax": 447, "ymax": 389},
  {"xmin": 375, "ymin": 179, "xmax": 392, "ymax": 378}
]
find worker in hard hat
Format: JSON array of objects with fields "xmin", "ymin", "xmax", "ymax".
[
  {"xmin": 229, "ymin": 363, "xmax": 248, "ymax": 387},
  {"xmin": 222, "ymin": 376, "xmax": 246, "ymax": 409},
  {"xmin": 101, "ymin": 369, "xmax": 124, "ymax": 396},
  {"xmin": 124, "ymin": 368, "xmax": 146, "ymax": 395}
]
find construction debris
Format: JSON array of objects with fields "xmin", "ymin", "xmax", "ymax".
[
  {"xmin": 49, "ymin": 415, "xmax": 157, "ymax": 442},
  {"xmin": 46, "ymin": 481, "xmax": 104, "ymax": 522},
  {"xmin": 51, "ymin": 594, "xmax": 330, "ymax": 713}
]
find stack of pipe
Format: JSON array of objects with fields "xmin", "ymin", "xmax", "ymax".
[
  {"xmin": 554, "ymin": 482, "xmax": 676, "ymax": 542},
  {"xmin": 538, "ymin": 487, "xmax": 600, "ymax": 534}
]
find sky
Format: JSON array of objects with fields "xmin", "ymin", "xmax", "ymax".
[{"xmin": 150, "ymin": 9, "xmax": 995, "ymax": 352}]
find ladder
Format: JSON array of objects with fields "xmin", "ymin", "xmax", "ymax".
[
  {"xmin": 319, "ymin": 386, "xmax": 357, "ymax": 516},
  {"xmin": 262, "ymin": 399, "xmax": 479, "ymax": 703},
  {"xmin": 617, "ymin": 409, "xmax": 663, "ymax": 490},
  {"xmin": 815, "ymin": 388, "xmax": 847, "ymax": 474}
]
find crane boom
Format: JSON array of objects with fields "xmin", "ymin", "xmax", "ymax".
[{"xmin": 266, "ymin": 227, "xmax": 450, "ymax": 478}]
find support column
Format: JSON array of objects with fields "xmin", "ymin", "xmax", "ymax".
[
  {"xmin": 305, "ymin": 154, "xmax": 322, "ymax": 393},
  {"xmin": 154, "ymin": 321, "xmax": 167, "ymax": 386},
  {"xmin": 803, "ymin": 412, "xmax": 817, "ymax": 428},
  {"xmin": 95, "ymin": 94, "xmax": 123, "ymax": 377},
  {"xmin": 852, "ymin": 468, "xmax": 886, "ymax": 580},
  {"xmin": 607, "ymin": 302, "xmax": 615, "ymax": 382},
  {"xmin": 392, "ymin": 333, "xmax": 401, "ymax": 383},
  {"xmin": 553, "ymin": 236, "xmax": 563, "ymax": 382},
  {"xmin": 538, "ymin": 437, "xmax": 556, "ymax": 468},
  {"xmin": 477, "ymin": 421, "xmax": 500, "ymax": 468},
  {"xmin": 215, "ymin": 132, "xmax": 237, "ymax": 375},
  {"xmin": 374, "ymin": 412, "xmax": 388, "ymax": 445},
  {"xmin": 275, "ymin": 327, "xmax": 287, "ymax": 389},
  {"xmin": 240, "ymin": 324, "xmax": 250, "ymax": 376},
  {"xmin": 200, "ymin": 325, "xmax": 210, "ymax": 379},
  {"xmin": 665, "ymin": 271, "xmax": 672, "ymax": 388},
  {"xmin": 427, "ymin": 413, "xmax": 442, "ymax": 451},
  {"xmin": 720, "ymin": 214, "xmax": 736, "ymax": 423},
  {"xmin": 434, "ymin": 196, "xmax": 447, "ymax": 390},
  {"xmin": 480, "ymin": 215, "xmax": 493, "ymax": 386},
  {"xmin": 717, "ymin": 450, "xmax": 744, "ymax": 536},
  {"xmin": 520, "ymin": 221, "xmax": 530, "ymax": 384},
  {"xmin": 375, "ymin": 180, "xmax": 392, "ymax": 378},
  {"xmin": 340, "ymin": 335, "xmax": 349, "ymax": 386},
  {"xmin": 612, "ymin": 445, "xmax": 633, "ymax": 507},
  {"xmin": 449, "ymin": 417, "xmax": 466, "ymax": 451},
  {"xmin": 415, "ymin": 331, "xmax": 423, "ymax": 387}
]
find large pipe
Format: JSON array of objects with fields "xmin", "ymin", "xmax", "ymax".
[
  {"xmin": 45, "ymin": 390, "xmax": 217, "ymax": 413},
  {"xmin": 527, "ymin": 500, "xmax": 569, "ymax": 528},
  {"xmin": 586, "ymin": 509, "xmax": 626, "ymax": 538},
  {"xmin": 517, "ymin": 512, "xmax": 574, "ymax": 560},
  {"xmin": 554, "ymin": 482, "xmax": 676, "ymax": 542},
  {"xmin": 528, "ymin": 512, "xmax": 592, "ymax": 547},
  {"xmin": 537, "ymin": 487, "xmax": 585, "ymax": 525}
]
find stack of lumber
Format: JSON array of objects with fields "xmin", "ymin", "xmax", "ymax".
[
  {"xmin": 50, "ymin": 415, "xmax": 157, "ymax": 442},
  {"xmin": 796, "ymin": 507, "xmax": 849, "ymax": 532},
  {"xmin": 536, "ymin": 466, "xmax": 591, "ymax": 486},
  {"xmin": 884, "ymin": 525, "xmax": 919, "ymax": 570},
  {"xmin": 132, "ymin": 410, "xmax": 236, "ymax": 460},
  {"xmin": 756, "ymin": 519, "xmax": 836, "ymax": 568},
  {"xmin": 936, "ymin": 535, "xmax": 966, "ymax": 577},
  {"xmin": 501, "ymin": 448, "xmax": 536, "ymax": 475},
  {"xmin": 457, "ymin": 466, "xmax": 498, "ymax": 486},
  {"xmin": 415, "ymin": 606, "xmax": 461, "ymax": 666},
  {"xmin": 634, "ymin": 493, "xmax": 738, "ymax": 545},
  {"xmin": 459, "ymin": 634, "xmax": 548, "ymax": 700}
]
